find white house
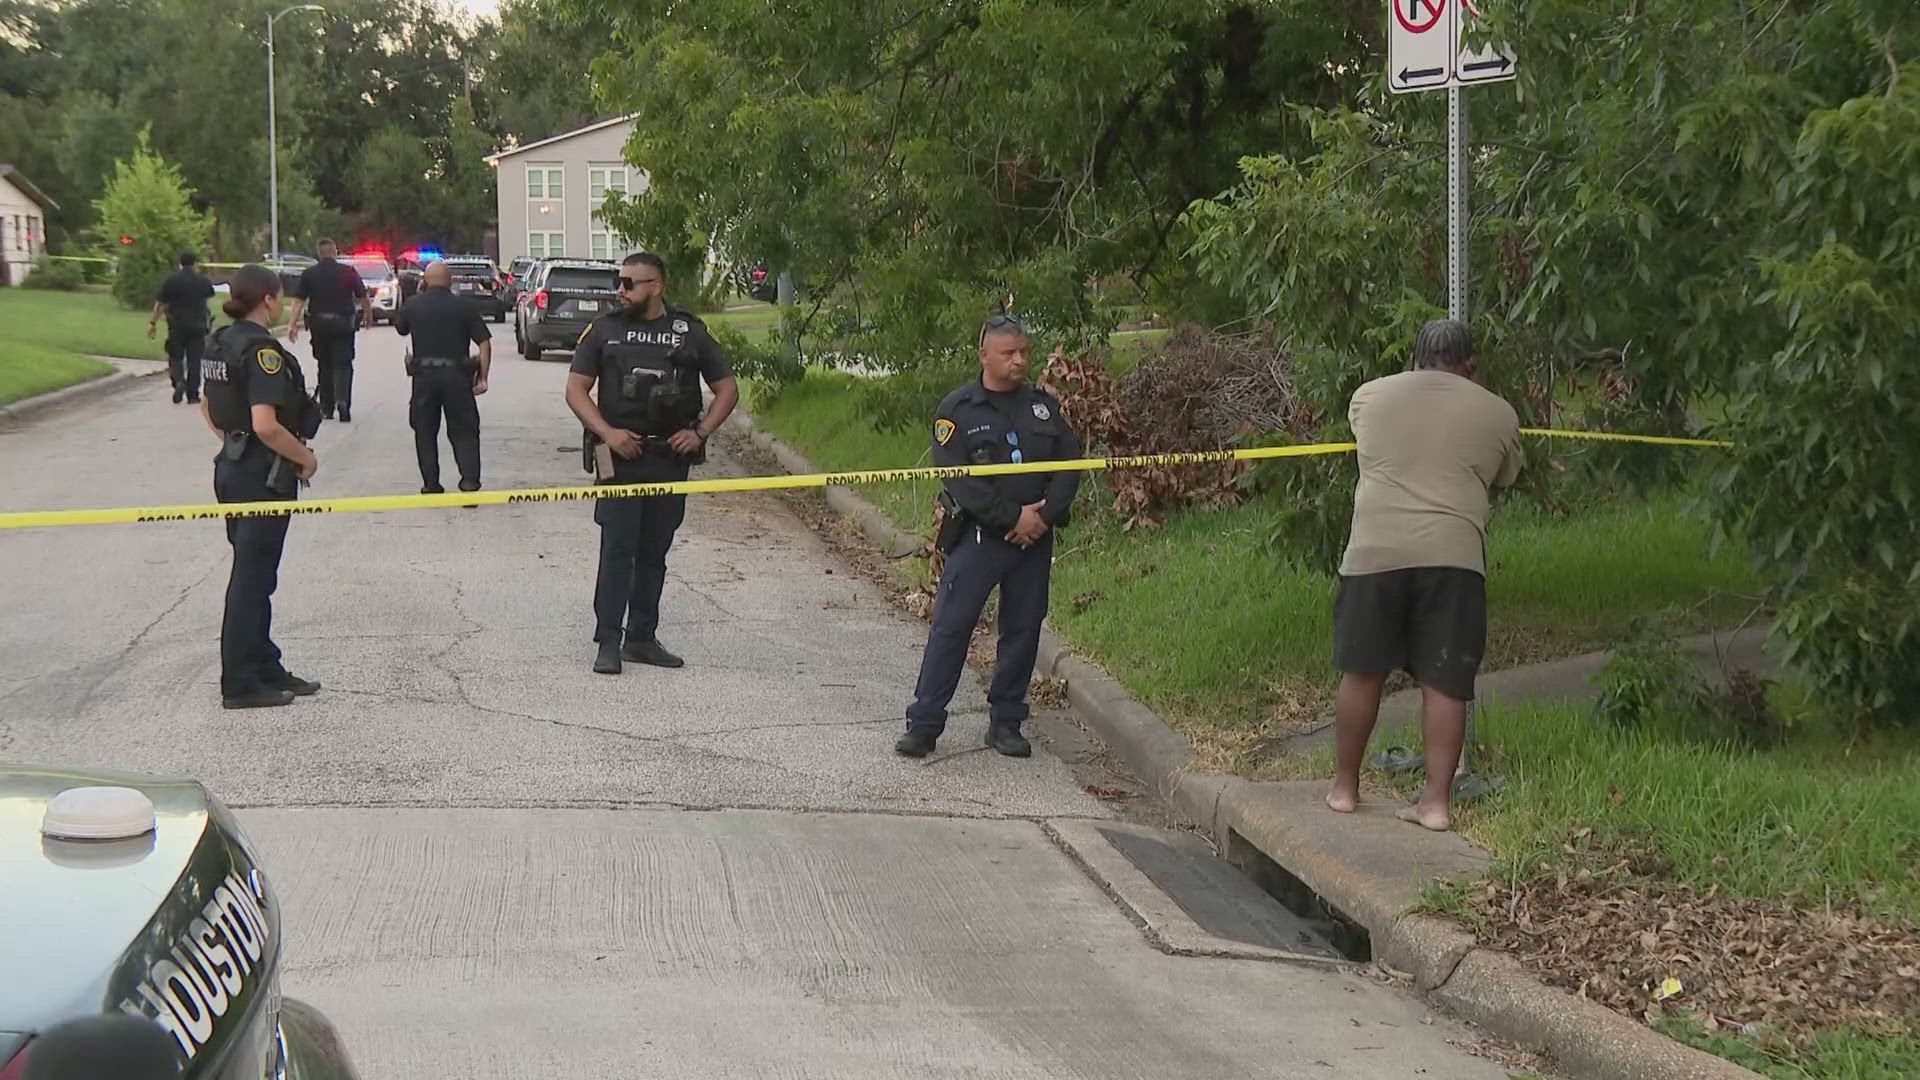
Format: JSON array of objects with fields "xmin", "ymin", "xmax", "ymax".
[
  {"xmin": 484, "ymin": 115, "xmax": 644, "ymax": 265},
  {"xmin": 0, "ymin": 165, "xmax": 56, "ymax": 287}
]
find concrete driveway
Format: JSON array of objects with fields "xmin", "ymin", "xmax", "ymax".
[{"xmin": 0, "ymin": 317, "xmax": 1510, "ymax": 1078}]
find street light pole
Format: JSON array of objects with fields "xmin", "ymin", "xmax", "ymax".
[{"xmin": 267, "ymin": 4, "xmax": 323, "ymax": 262}]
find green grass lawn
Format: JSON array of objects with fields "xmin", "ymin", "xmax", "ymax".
[
  {"xmin": 707, "ymin": 303, "xmax": 783, "ymax": 338},
  {"xmin": 0, "ymin": 288, "xmax": 171, "ymax": 406},
  {"xmin": 0, "ymin": 286, "xmax": 175, "ymax": 362}
]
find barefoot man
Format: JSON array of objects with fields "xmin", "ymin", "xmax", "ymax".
[{"xmin": 1326, "ymin": 319, "xmax": 1522, "ymax": 831}]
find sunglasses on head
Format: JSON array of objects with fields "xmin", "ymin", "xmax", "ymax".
[
  {"xmin": 618, "ymin": 276, "xmax": 659, "ymax": 290},
  {"xmin": 979, "ymin": 313, "xmax": 1027, "ymax": 347}
]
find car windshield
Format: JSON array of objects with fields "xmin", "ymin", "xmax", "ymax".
[
  {"xmin": 545, "ymin": 267, "xmax": 618, "ymax": 291},
  {"xmin": 446, "ymin": 262, "xmax": 495, "ymax": 277},
  {"xmin": 343, "ymin": 258, "xmax": 393, "ymax": 282}
]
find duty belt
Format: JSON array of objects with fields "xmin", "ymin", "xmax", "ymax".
[{"xmin": 414, "ymin": 356, "xmax": 468, "ymax": 369}]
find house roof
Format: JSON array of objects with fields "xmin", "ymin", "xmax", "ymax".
[
  {"xmin": 483, "ymin": 115, "xmax": 638, "ymax": 165},
  {"xmin": 0, "ymin": 165, "xmax": 58, "ymax": 210}
]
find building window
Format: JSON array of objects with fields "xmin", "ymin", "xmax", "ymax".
[
  {"xmin": 529, "ymin": 232, "xmax": 565, "ymax": 260},
  {"xmin": 588, "ymin": 167, "xmax": 628, "ymax": 202},
  {"xmin": 590, "ymin": 232, "xmax": 631, "ymax": 261},
  {"xmin": 526, "ymin": 166, "xmax": 564, "ymax": 200},
  {"xmin": 26, "ymin": 216, "xmax": 38, "ymax": 255}
]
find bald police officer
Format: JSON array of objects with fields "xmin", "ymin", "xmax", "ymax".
[
  {"xmin": 565, "ymin": 252, "xmax": 739, "ymax": 675},
  {"xmin": 898, "ymin": 315, "xmax": 1083, "ymax": 759},
  {"xmin": 395, "ymin": 260, "xmax": 491, "ymax": 494}
]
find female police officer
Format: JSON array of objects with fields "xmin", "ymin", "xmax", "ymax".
[{"xmin": 198, "ymin": 265, "xmax": 324, "ymax": 709}]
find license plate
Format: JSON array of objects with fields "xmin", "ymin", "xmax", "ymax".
[
  {"xmin": 574, "ymin": 300, "xmax": 600, "ymax": 312},
  {"xmin": 454, "ymin": 283, "xmax": 475, "ymax": 291}
]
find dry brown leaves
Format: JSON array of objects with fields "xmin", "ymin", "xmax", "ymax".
[
  {"xmin": 1039, "ymin": 325, "xmax": 1320, "ymax": 528},
  {"xmin": 1470, "ymin": 842, "xmax": 1920, "ymax": 1042}
]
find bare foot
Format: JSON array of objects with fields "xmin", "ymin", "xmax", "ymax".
[
  {"xmin": 1396, "ymin": 803, "xmax": 1451, "ymax": 832},
  {"xmin": 1325, "ymin": 788, "xmax": 1359, "ymax": 813}
]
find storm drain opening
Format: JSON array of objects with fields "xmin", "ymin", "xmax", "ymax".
[{"xmin": 1223, "ymin": 829, "xmax": 1371, "ymax": 963}]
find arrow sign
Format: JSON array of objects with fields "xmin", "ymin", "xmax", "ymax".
[
  {"xmin": 1455, "ymin": 0, "xmax": 1517, "ymax": 85},
  {"xmin": 1387, "ymin": 0, "xmax": 1452, "ymax": 93}
]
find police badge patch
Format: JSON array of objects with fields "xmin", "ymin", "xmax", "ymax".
[
  {"xmin": 934, "ymin": 418, "xmax": 955, "ymax": 445},
  {"xmin": 672, "ymin": 319, "xmax": 690, "ymax": 334},
  {"xmin": 1031, "ymin": 401, "xmax": 1051, "ymax": 421},
  {"xmin": 256, "ymin": 348, "xmax": 283, "ymax": 376}
]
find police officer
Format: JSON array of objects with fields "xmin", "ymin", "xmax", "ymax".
[
  {"xmin": 286, "ymin": 239, "xmax": 372, "ymax": 422},
  {"xmin": 565, "ymin": 252, "xmax": 739, "ymax": 675},
  {"xmin": 148, "ymin": 252, "xmax": 215, "ymax": 404},
  {"xmin": 394, "ymin": 260, "xmax": 491, "ymax": 493},
  {"xmin": 199, "ymin": 265, "xmax": 323, "ymax": 710},
  {"xmin": 897, "ymin": 314, "xmax": 1083, "ymax": 759}
]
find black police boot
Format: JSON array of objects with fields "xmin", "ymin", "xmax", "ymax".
[
  {"xmin": 222, "ymin": 687, "xmax": 296, "ymax": 710},
  {"xmin": 421, "ymin": 483, "xmax": 444, "ymax": 495},
  {"xmin": 592, "ymin": 640, "xmax": 623, "ymax": 675},
  {"xmin": 262, "ymin": 671, "xmax": 321, "ymax": 696},
  {"xmin": 895, "ymin": 729, "xmax": 939, "ymax": 758},
  {"xmin": 985, "ymin": 725, "xmax": 1032, "ymax": 758},
  {"xmin": 457, "ymin": 479, "xmax": 481, "ymax": 492},
  {"xmin": 621, "ymin": 638, "xmax": 684, "ymax": 668},
  {"xmin": 336, "ymin": 406, "xmax": 351, "ymax": 423},
  {"xmin": 172, "ymin": 387, "xmax": 184, "ymax": 404}
]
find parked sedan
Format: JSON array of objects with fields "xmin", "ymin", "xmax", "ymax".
[
  {"xmin": 341, "ymin": 254, "xmax": 401, "ymax": 325},
  {"xmin": 1, "ymin": 763, "xmax": 359, "ymax": 1079}
]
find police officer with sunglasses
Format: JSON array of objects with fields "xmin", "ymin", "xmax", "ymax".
[
  {"xmin": 565, "ymin": 252, "xmax": 738, "ymax": 675},
  {"xmin": 898, "ymin": 314, "xmax": 1083, "ymax": 759}
]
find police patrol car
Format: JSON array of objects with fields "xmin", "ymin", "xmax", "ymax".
[{"xmin": 0, "ymin": 764, "xmax": 358, "ymax": 1079}]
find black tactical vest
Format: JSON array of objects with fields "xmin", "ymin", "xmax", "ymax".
[
  {"xmin": 201, "ymin": 323, "xmax": 314, "ymax": 437},
  {"xmin": 595, "ymin": 312, "xmax": 705, "ymax": 437}
]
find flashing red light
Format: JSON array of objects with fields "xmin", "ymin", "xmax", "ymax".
[
  {"xmin": 350, "ymin": 245, "xmax": 388, "ymax": 259},
  {"xmin": 533, "ymin": 290, "xmax": 549, "ymax": 310},
  {"xmin": 401, "ymin": 248, "xmax": 419, "ymax": 261},
  {"xmin": 117, "ymin": 235, "xmax": 133, "ymax": 246}
]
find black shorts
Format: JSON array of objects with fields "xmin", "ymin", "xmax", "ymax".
[{"xmin": 1331, "ymin": 567, "xmax": 1486, "ymax": 701}]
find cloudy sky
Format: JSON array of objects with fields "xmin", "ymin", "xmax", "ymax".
[{"xmin": 453, "ymin": 0, "xmax": 498, "ymax": 20}]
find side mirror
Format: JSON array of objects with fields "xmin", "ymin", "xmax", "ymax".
[{"xmin": 23, "ymin": 1015, "xmax": 182, "ymax": 1080}]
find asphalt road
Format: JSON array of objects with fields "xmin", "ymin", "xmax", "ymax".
[{"xmin": 0, "ymin": 318, "xmax": 1509, "ymax": 1078}]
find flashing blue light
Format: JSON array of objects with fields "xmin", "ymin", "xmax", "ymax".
[{"xmin": 415, "ymin": 248, "xmax": 442, "ymax": 261}]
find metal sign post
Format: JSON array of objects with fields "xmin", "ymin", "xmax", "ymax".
[{"xmin": 1389, "ymin": 0, "xmax": 1514, "ymax": 780}]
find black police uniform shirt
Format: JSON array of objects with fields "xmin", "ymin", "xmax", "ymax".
[
  {"xmin": 203, "ymin": 322, "xmax": 306, "ymax": 435},
  {"xmin": 571, "ymin": 304, "xmax": 731, "ymax": 455},
  {"xmin": 293, "ymin": 258, "xmax": 367, "ymax": 319},
  {"xmin": 931, "ymin": 379, "xmax": 1083, "ymax": 533},
  {"xmin": 394, "ymin": 286, "xmax": 488, "ymax": 362},
  {"xmin": 154, "ymin": 269, "xmax": 215, "ymax": 330}
]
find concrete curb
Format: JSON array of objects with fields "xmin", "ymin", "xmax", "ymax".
[
  {"xmin": 723, "ymin": 405, "xmax": 1764, "ymax": 1080},
  {"xmin": 0, "ymin": 362, "xmax": 165, "ymax": 425}
]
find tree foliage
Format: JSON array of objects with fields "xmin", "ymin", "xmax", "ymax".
[
  {"xmin": 1181, "ymin": 0, "xmax": 1919, "ymax": 723},
  {"xmin": 566, "ymin": 0, "xmax": 1374, "ymax": 368},
  {"xmin": 92, "ymin": 134, "xmax": 210, "ymax": 309}
]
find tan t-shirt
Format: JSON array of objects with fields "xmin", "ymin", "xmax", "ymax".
[{"xmin": 1339, "ymin": 369, "xmax": 1523, "ymax": 577}]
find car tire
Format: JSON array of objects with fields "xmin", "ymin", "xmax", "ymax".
[{"xmin": 522, "ymin": 334, "xmax": 541, "ymax": 361}]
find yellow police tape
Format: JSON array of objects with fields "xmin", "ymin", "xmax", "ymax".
[{"xmin": 0, "ymin": 428, "xmax": 1731, "ymax": 532}]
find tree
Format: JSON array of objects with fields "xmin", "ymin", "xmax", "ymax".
[
  {"xmin": 564, "ymin": 0, "xmax": 1373, "ymax": 368},
  {"xmin": 349, "ymin": 125, "xmax": 444, "ymax": 246},
  {"xmin": 1181, "ymin": 0, "xmax": 1920, "ymax": 723},
  {"xmin": 92, "ymin": 133, "xmax": 210, "ymax": 309},
  {"xmin": 474, "ymin": 0, "xmax": 608, "ymax": 144}
]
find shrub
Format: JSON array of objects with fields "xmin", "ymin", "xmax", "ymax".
[
  {"xmin": 90, "ymin": 132, "xmax": 209, "ymax": 311},
  {"xmin": 23, "ymin": 257, "xmax": 89, "ymax": 291}
]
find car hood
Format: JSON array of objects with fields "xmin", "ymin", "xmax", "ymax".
[{"xmin": 0, "ymin": 764, "xmax": 209, "ymax": 1034}]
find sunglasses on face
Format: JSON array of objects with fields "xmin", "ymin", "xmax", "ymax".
[
  {"xmin": 618, "ymin": 276, "xmax": 660, "ymax": 290},
  {"xmin": 979, "ymin": 313, "xmax": 1027, "ymax": 347}
]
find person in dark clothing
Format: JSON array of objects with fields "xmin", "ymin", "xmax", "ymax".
[
  {"xmin": 199, "ymin": 265, "xmax": 324, "ymax": 710},
  {"xmin": 394, "ymin": 260, "xmax": 492, "ymax": 493},
  {"xmin": 897, "ymin": 314, "xmax": 1084, "ymax": 760},
  {"xmin": 286, "ymin": 239, "xmax": 371, "ymax": 422},
  {"xmin": 148, "ymin": 252, "xmax": 215, "ymax": 404},
  {"xmin": 565, "ymin": 252, "xmax": 739, "ymax": 675}
]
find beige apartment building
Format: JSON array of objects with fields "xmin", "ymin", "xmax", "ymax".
[{"xmin": 485, "ymin": 115, "xmax": 642, "ymax": 265}]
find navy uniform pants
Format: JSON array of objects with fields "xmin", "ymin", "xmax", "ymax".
[
  {"xmin": 164, "ymin": 326, "xmax": 206, "ymax": 399},
  {"xmin": 310, "ymin": 328, "xmax": 356, "ymax": 414},
  {"xmin": 906, "ymin": 527, "xmax": 1054, "ymax": 735},
  {"xmin": 409, "ymin": 367, "xmax": 481, "ymax": 489},
  {"xmin": 592, "ymin": 492, "xmax": 687, "ymax": 644},
  {"xmin": 213, "ymin": 450, "xmax": 292, "ymax": 696}
]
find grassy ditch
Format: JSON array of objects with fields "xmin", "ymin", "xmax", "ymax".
[
  {"xmin": 1409, "ymin": 694, "xmax": 1920, "ymax": 1080},
  {"xmin": 742, "ymin": 368, "xmax": 1759, "ymax": 742}
]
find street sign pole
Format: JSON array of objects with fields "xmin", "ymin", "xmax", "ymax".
[{"xmin": 1446, "ymin": 84, "xmax": 1468, "ymax": 325}]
